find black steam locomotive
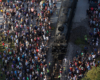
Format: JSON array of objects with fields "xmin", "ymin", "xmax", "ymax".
[{"xmin": 52, "ymin": 0, "xmax": 77, "ymax": 59}]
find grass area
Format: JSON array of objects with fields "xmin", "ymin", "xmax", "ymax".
[{"xmin": 74, "ymin": 37, "xmax": 86, "ymax": 45}]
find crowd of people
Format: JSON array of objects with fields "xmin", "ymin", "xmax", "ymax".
[
  {"xmin": 1, "ymin": 0, "xmax": 100, "ymax": 80},
  {"xmin": 0, "ymin": 0, "xmax": 57, "ymax": 80}
]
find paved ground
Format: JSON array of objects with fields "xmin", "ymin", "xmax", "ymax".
[
  {"xmin": 67, "ymin": 0, "xmax": 89, "ymax": 61},
  {"xmin": 0, "ymin": 12, "xmax": 3, "ymax": 25},
  {"xmin": 73, "ymin": 0, "xmax": 89, "ymax": 23},
  {"xmin": 46, "ymin": 0, "xmax": 62, "ymax": 65},
  {"xmin": 61, "ymin": 0, "xmax": 90, "ymax": 80}
]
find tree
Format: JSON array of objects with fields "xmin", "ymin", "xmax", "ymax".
[{"xmin": 82, "ymin": 65, "xmax": 100, "ymax": 80}]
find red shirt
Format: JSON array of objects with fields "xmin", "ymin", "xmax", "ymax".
[
  {"xmin": 0, "ymin": 0, "xmax": 2, "ymax": 2},
  {"xmin": 70, "ymin": 67, "xmax": 73, "ymax": 71},
  {"xmin": 95, "ymin": 64, "xmax": 97, "ymax": 67},
  {"xmin": 60, "ymin": 70, "xmax": 62, "ymax": 73},
  {"xmin": 34, "ymin": 38, "xmax": 36, "ymax": 41},
  {"xmin": 91, "ymin": 7, "xmax": 93, "ymax": 11},
  {"xmin": 8, "ymin": 30, "xmax": 9, "ymax": 33},
  {"xmin": 40, "ymin": 63, "xmax": 42, "ymax": 66},
  {"xmin": 49, "ymin": 26, "xmax": 51, "ymax": 29},
  {"xmin": 2, "ymin": 43, "xmax": 4, "ymax": 46},
  {"xmin": 27, "ymin": 27, "xmax": 29, "ymax": 30},
  {"xmin": 37, "ymin": 43, "xmax": 38, "ymax": 46},
  {"xmin": 36, "ymin": 49, "xmax": 39, "ymax": 52},
  {"xmin": 40, "ymin": 74, "xmax": 42, "ymax": 77},
  {"xmin": 75, "ymin": 62, "xmax": 77, "ymax": 66},
  {"xmin": 32, "ymin": 0, "xmax": 34, "ymax": 2}
]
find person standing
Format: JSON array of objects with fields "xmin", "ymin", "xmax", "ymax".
[{"xmin": 2, "ymin": 42, "xmax": 4, "ymax": 49}]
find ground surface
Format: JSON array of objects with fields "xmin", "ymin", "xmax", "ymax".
[{"xmin": 61, "ymin": 0, "xmax": 90, "ymax": 80}]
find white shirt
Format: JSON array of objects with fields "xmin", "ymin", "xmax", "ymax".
[
  {"xmin": 4, "ymin": 25, "xmax": 6, "ymax": 29},
  {"xmin": 64, "ymin": 58, "xmax": 67, "ymax": 63},
  {"xmin": 15, "ymin": 35, "xmax": 17, "ymax": 38},
  {"xmin": 96, "ymin": 41, "xmax": 98, "ymax": 46},
  {"xmin": 16, "ymin": 39, "xmax": 18, "ymax": 44},
  {"xmin": 46, "ymin": 37, "xmax": 49, "ymax": 40},
  {"xmin": 49, "ymin": 0, "xmax": 51, "ymax": 3},
  {"xmin": 26, "ymin": 14, "xmax": 28, "ymax": 17},
  {"xmin": 14, "ymin": 43, "xmax": 16, "ymax": 47},
  {"xmin": 48, "ymin": 7, "xmax": 50, "ymax": 11},
  {"xmin": 43, "ymin": 35, "xmax": 46, "ymax": 40},
  {"xmin": 30, "ymin": 74, "xmax": 32, "ymax": 80},
  {"xmin": 45, "ymin": 18, "xmax": 47, "ymax": 22},
  {"xmin": 96, "ymin": 10, "xmax": 98, "ymax": 14},
  {"xmin": 53, "ymin": 0, "xmax": 55, "ymax": 3},
  {"xmin": 43, "ymin": 67, "xmax": 45, "ymax": 72},
  {"xmin": 5, "ymin": 60, "xmax": 7, "ymax": 63},
  {"xmin": 93, "ymin": 21, "xmax": 95, "ymax": 25},
  {"xmin": 28, "ymin": 8, "xmax": 30, "ymax": 12},
  {"xmin": 44, "ymin": 78, "xmax": 46, "ymax": 80}
]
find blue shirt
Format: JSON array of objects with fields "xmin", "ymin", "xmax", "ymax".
[
  {"xmin": 43, "ymin": 3, "xmax": 45, "ymax": 7},
  {"xmin": 14, "ymin": 71, "xmax": 17, "ymax": 75},
  {"xmin": 22, "ymin": 54, "xmax": 24, "ymax": 58}
]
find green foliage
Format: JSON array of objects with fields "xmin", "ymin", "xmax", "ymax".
[{"xmin": 82, "ymin": 65, "xmax": 100, "ymax": 80}]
